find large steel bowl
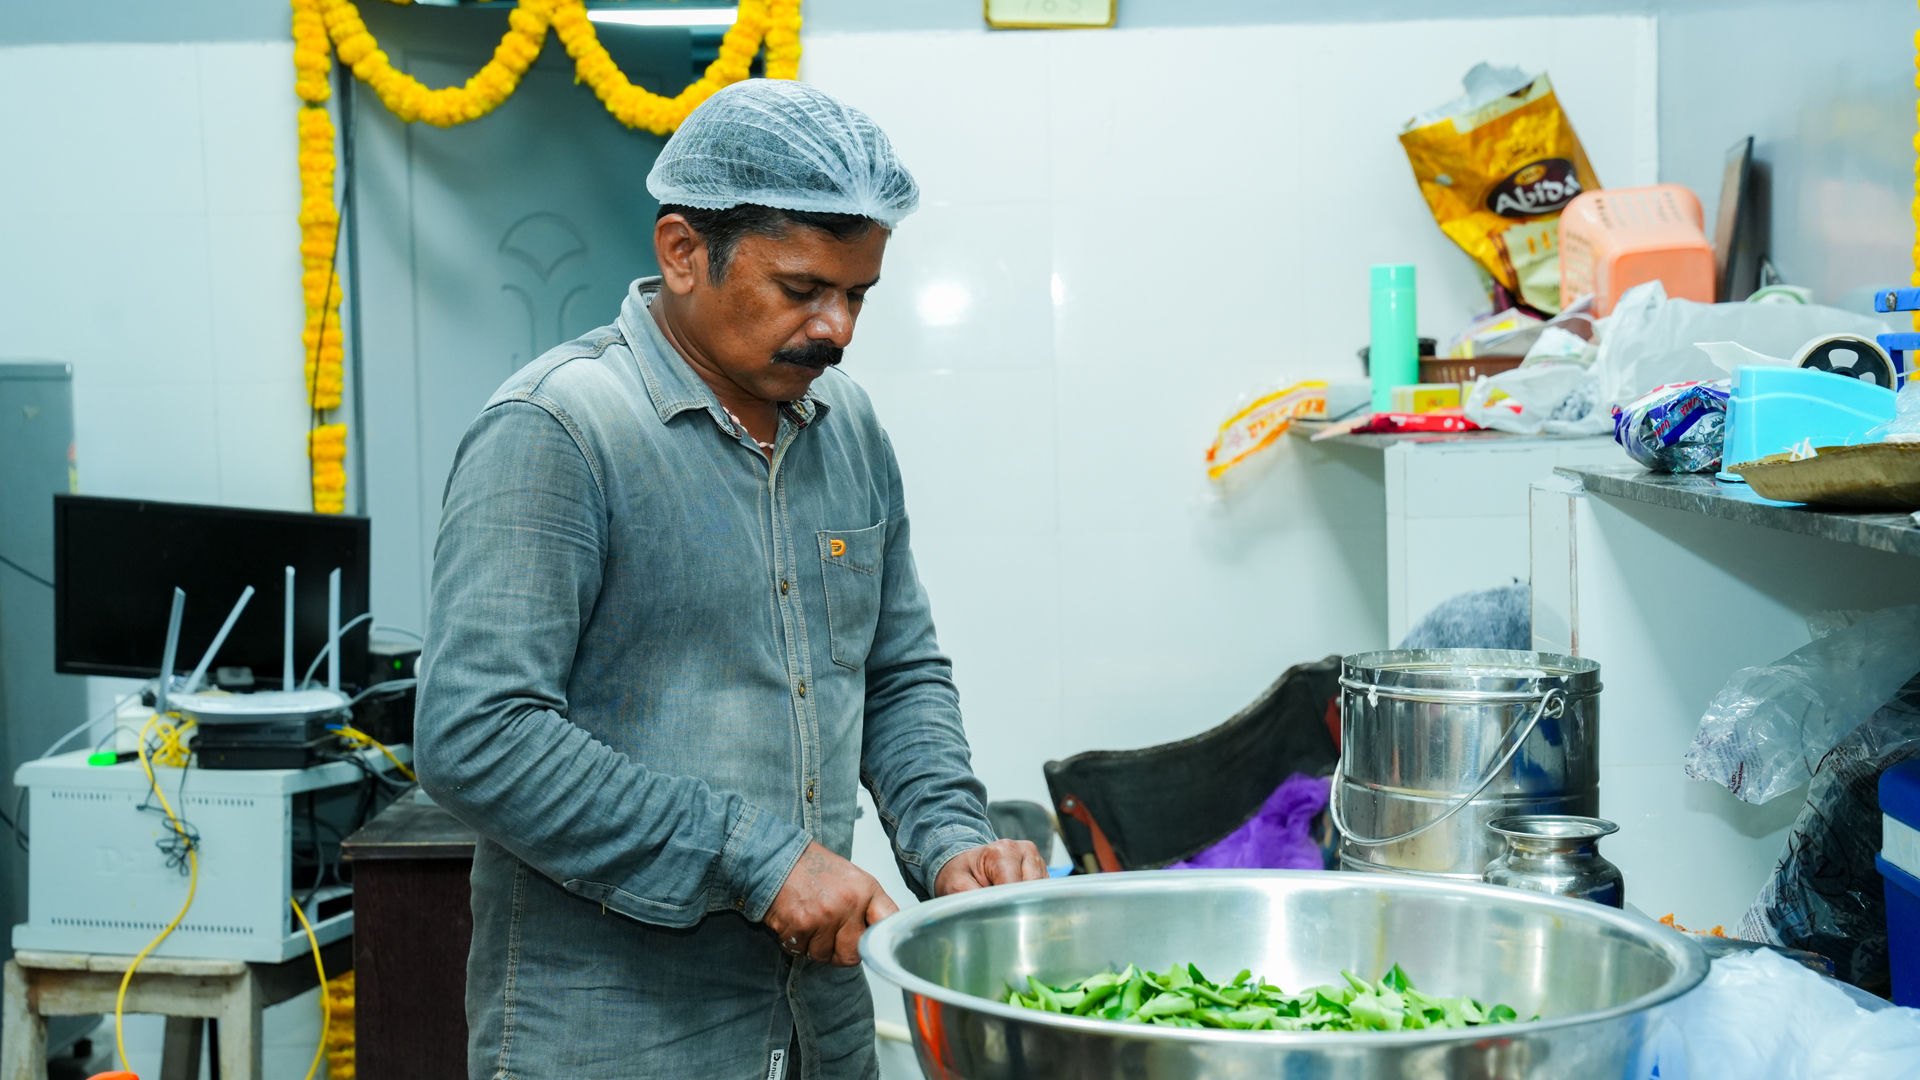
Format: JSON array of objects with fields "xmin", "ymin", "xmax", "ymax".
[{"xmin": 859, "ymin": 870, "xmax": 1705, "ymax": 1079}]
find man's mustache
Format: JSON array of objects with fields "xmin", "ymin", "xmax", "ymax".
[{"xmin": 771, "ymin": 342, "xmax": 844, "ymax": 371}]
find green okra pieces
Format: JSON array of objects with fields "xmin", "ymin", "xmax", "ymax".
[{"xmin": 1001, "ymin": 962, "xmax": 1528, "ymax": 1034}]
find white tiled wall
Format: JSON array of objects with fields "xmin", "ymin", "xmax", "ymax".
[
  {"xmin": 0, "ymin": 42, "xmax": 309, "ymax": 513},
  {"xmin": 2, "ymin": 20, "xmax": 1661, "ymax": 1080},
  {"xmin": 805, "ymin": 17, "xmax": 1658, "ymax": 813}
]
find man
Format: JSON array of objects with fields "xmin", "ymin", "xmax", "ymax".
[{"xmin": 416, "ymin": 80, "xmax": 1048, "ymax": 1080}]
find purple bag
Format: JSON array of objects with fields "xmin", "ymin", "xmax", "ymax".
[{"xmin": 1166, "ymin": 773, "xmax": 1330, "ymax": 871}]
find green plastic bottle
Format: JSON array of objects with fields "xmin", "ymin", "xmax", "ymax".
[{"xmin": 1370, "ymin": 264, "xmax": 1419, "ymax": 413}]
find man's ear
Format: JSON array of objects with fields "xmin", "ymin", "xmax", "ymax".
[{"xmin": 653, "ymin": 214, "xmax": 711, "ymax": 296}]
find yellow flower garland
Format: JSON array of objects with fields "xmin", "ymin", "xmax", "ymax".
[
  {"xmin": 553, "ymin": 0, "xmax": 801, "ymax": 134},
  {"xmin": 290, "ymin": 0, "xmax": 803, "ymax": 512},
  {"xmin": 308, "ymin": 424, "xmax": 349, "ymax": 515},
  {"xmin": 323, "ymin": 0, "xmax": 555, "ymax": 127}
]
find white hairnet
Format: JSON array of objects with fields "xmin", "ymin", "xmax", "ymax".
[{"xmin": 646, "ymin": 80, "xmax": 919, "ymax": 228}]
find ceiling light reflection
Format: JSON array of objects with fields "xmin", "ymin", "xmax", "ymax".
[
  {"xmin": 918, "ymin": 282, "xmax": 970, "ymax": 327},
  {"xmin": 586, "ymin": 7, "xmax": 739, "ymax": 27}
]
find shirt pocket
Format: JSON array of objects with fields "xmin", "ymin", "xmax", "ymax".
[{"xmin": 818, "ymin": 521, "xmax": 886, "ymax": 670}]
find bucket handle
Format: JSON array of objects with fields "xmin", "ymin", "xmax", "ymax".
[{"xmin": 1327, "ymin": 686, "xmax": 1567, "ymax": 849}]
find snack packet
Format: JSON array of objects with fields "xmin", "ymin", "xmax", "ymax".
[
  {"xmin": 1611, "ymin": 379, "xmax": 1732, "ymax": 473},
  {"xmin": 1400, "ymin": 64, "xmax": 1601, "ymax": 316},
  {"xmin": 1205, "ymin": 381, "xmax": 1327, "ymax": 479}
]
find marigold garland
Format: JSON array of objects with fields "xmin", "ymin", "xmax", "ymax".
[
  {"xmin": 553, "ymin": 0, "xmax": 800, "ymax": 133},
  {"xmin": 324, "ymin": 970, "xmax": 357, "ymax": 1077},
  {"xmin": 289, "ymin": 0, "xmax": 803, "ymax": 511},
  {"xmin": 309, "ymin": 424, "xmax": 349, "ymax": 514}
]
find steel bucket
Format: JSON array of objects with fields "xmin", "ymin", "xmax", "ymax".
[
  {"xmin": 859, "ymin": 870, "xmax": 1706, "ymax": 1080},
  {"xmin": 1332, "ymin": 649, "xmax": 1601, "ymax": 880}
]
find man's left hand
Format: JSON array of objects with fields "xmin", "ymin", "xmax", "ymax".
[{"xmin": 934, "ymin": 839, "xmax": 1050, "ymax": 896}]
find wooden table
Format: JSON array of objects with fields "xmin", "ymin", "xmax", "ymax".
[
  {"xmin": 1, "ymin": 938, "xmax": 350, "ymax": 1080},
  {"xmin": 342, "ymin": 794, "xmax": 476, "ymax": 1080}
]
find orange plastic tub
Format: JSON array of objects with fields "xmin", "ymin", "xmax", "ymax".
[{"xmin": 1559, "ymin": 184, "xmax": 1714, "ymax": 316}]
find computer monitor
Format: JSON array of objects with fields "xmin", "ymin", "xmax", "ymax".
[
  {"xmin": 53, "ymin": 495, "xmax": 371, "ymax": 685},
  {"xmin": 1714, "ymin": 136, "xmax": 1762, "ymax": 302}
]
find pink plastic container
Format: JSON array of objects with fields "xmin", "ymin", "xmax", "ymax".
[{"xmin": 1559, "ymin": 184, "xmax": 1714, "ymax": 316}]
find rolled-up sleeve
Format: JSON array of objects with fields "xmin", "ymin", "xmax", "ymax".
[
  {"xmin": 416, "ymin": 399, "xmax": 809, "ymax": 926},
  {"xmin": 858, "ymin": 431, "xmax": 996, "ymax": 899}
]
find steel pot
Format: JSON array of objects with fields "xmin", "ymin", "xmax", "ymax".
[
  {"xmin": 859, "ymin": 869, "xmax": 1706, "ymax": 1080},
  {"xmin": 1333, "ymin": 649, "xmax": 1602, "ymax": 880},
  {"xmin": 1484, "ymin": 815, "xmax": 1625, "ymax": 908}
]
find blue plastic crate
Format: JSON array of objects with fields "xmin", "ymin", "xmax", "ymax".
[
  {"xmin": 1882, "ymin": 759, "xmax": 1920, "ymax": 1008},
  {"xmin": 1877, "ymin": 856, "xmax": 1918, "ymax": 1008}
]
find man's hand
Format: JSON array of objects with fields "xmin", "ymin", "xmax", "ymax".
[
  {"xmin": 764, "ymin": 841, "xmax": 898, "ymax": 967},
  {"xmin": 934, "ymin": 839, "xmax": 1050, "ymax": 897}
]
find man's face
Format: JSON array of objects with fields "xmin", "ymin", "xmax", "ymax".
[{"xmin": 657, "ymin": 216, "xmax": 888, "ymax": 404}]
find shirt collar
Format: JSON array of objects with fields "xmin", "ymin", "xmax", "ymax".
[{"xmin": 619, "ymin": 277, "xmax": 832, "ymax": 431}]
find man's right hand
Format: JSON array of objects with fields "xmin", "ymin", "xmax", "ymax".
[{"xmin": 764, "ymin": 841, "xmax": 898, "ymax": 967}]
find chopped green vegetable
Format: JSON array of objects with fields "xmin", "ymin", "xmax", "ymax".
[{"xmin": 1001, "ymin": 963, "xmax": 1530, "ymax": 1033}]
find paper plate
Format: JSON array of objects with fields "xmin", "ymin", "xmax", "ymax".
[{"xmin": 1731, "ymin": 442, "xmax": 1920, "ymax": 510}]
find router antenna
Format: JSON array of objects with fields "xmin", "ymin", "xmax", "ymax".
[
  {"xmin": 327, "ymin": 568, "xmax": 342, "ymax": 693},
  {"xmin": 283, "ymin": 566, "xmax": 296, "ymax": 691},
  {"xmin": 183, "ymin": 585, "xmax": 255, "ymax": 695},
  {"xmin": 155, "ymin": 587, "xmax": 186, "ymax": 716}
]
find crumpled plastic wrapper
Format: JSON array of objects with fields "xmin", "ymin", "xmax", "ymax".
[
  {"xmin": 1610, "ymin": 379, "xmax": 1730, "ymax": 473},
  {"xmin": 1868, "ymin": 379, "xmax": 1920, "ymax": 443}
]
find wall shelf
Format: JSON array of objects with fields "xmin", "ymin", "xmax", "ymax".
[{"xmin": 1562, "ymin": 465, "xmax": 1920, "ymax": 559}]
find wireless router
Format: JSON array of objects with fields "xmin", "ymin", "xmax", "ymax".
[{"xmin": 173, "ymin": 567, "xmax": 354, "ymax": 769}]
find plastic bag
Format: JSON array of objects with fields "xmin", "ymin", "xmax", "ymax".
[
  {"xmin": 1684, "ymin": 604, "xmax": 1920, "ymax": 804},
  {"xmin": 1648, "ymin": 948, "xmax": 1920, "ymax": 1080},
  {"xmin": 1737, "ymin": 683, "xmax": 1920, "ymax": 992},
  {"xmin": 1610, "ymin": 380, "xmax": 1730, "ymax": 473},
  {"xmin": 1165, "ymin": 774, "xmax": 1329, "ymax": 871},
  {"xmin": 1868, "ymin": 379, "xmax": 1920, "ymax": 443},
  {"xmin": 1589, "ymin": 280, "xmax": 1891, "ymax": 409},
  {"xmin": 1522, "ymin": 325, "xmax": 1594, "ymax": 367},
  {"xmin": 1463, "ymin": 364, "xmax": 1610, "ymax": 436},
  {"xmin": 1399, "ymin": 64, "xmax": 1599, "ymax": 315}
]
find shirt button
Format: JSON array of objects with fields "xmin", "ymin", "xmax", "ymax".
[
  {"xmin": 734, "ymin": 897, "xmax": 745, "ymax": 909},
  {"xmin": 806, "ymin": 782, "xmax": 815, "ymax": 802},
  {"xmin": 796, "ymin": 681, "xmax": 807, "ymax": 698},
  {"xmin": 780, "ymin": 580, "xmax": 789, "ymax": 595}
]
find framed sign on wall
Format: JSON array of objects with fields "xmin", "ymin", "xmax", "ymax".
[{"xmin": 984, "ymin": 0, "xmax": 1115, "ymax": 29}]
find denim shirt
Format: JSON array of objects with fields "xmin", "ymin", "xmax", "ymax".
[{"xmin": 416, "ymin": 278, "xmax": 994, "ymax": 1079}]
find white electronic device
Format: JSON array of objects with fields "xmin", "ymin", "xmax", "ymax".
[
  {"xmin": 171, "ymin": 564, "xmax": 356, "ymax": 767},
  {"xmin": 17, "ymin": 564, "xmax": 405, "ymax": 961},
  {"xmin": 11, "ymin": 744, "xmax": 409, "ymax": 963}
]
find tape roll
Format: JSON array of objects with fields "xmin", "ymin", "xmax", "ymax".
[{"xmin": 1793, "ymin": 333, "xmax": 1896, "ymax": 388}]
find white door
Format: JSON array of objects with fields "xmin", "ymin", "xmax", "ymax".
[{"xmin": 350, "ymin": 5, "xmax": 689, "ymax": 632}]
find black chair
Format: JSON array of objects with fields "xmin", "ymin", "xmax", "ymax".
[{"xmin": 1044, "ymin": 655, "xmax": 1341, "ymax": 873}]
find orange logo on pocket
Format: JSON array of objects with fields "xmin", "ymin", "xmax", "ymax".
[{"xmin": 829, "ymin": 539, "xmax": 847, "ymax": 557}]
